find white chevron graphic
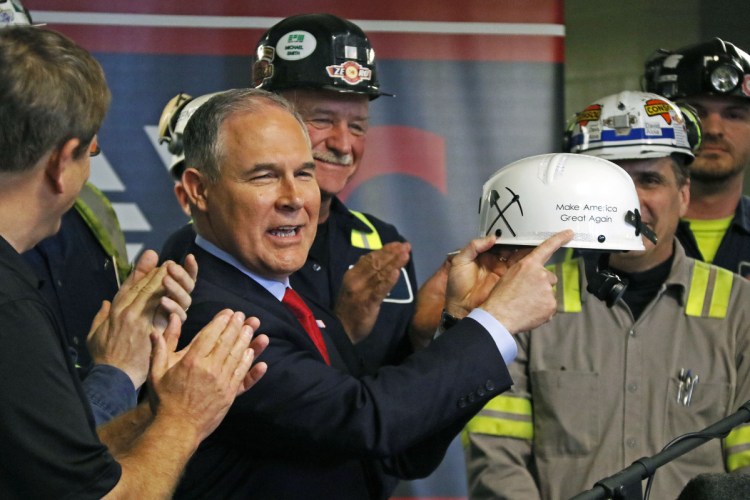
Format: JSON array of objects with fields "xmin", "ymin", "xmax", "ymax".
[
  {"xmin": 144, "ymin": 124, "xmax": 173, "ymax": 173},
  {"xmin": 126, "ymin": 243, "xmax": 144, "ymax": 261},
  {"xmin": 89, "ymin": 152, "xmax": 125, "ymax": 191},
  {"xmin": 112, "ymin": 202, "xmax": 152, "ymax": 231},
  {"xmin": 84, "ymin": 126, "xmax": 172, "ymax": 262}
]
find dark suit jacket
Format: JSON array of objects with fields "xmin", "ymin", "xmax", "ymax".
[
  {"xmin": 173, "ymin": 243, "xmax": 513, "ymax": 500},
  {"xmin": 291, "ymin": 197, "xmax": 418, "ymax": 375}
]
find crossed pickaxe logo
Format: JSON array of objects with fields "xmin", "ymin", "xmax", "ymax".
[{"xmin": 485, "ymin": 187, "xmax": 524, "ymax": 237}]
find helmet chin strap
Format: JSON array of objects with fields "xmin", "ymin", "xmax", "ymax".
[{"xmin": 625, "ymin": 209, "xmax": 658, "ymax": 245}]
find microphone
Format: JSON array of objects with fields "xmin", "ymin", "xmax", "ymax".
[
  {"xmin": 571, "ymin": 401, "xmax": 750, "ymax": 500},
  {"xmin": 677, "ymin": 473, "xmax": 750, "ymax": 499}
]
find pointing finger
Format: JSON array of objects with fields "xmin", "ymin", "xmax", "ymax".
[{"xmin": 525, "ymin": 229, "xmax": 574, "ymax": 265}]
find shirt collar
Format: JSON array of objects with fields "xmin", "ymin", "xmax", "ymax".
[
  {"xmin": 195, "ymin": 235, "xmax": 288, "ymax": 301},
  {"xmin": 0, "ymin": 234, "xmax": 43, "ymax": 291}
]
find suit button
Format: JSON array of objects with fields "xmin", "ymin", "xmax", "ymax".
[
  {"xmin": 467, "ymin": 393, "xmax": 477, "ymax": 403},
  {"xmin": 477, "ymin": 387, "xmax": 486, "ymax": 397},
  {"xmin": 312, "ymin": 263, "xmax": 322, "ymax": 271},
  {"xmin": 457, "ymin": 397, "xmax": 467, "ymax": 408},
  {"xmin": 485, "ymin": 380, "xmax": 496, "ymax": 392}
]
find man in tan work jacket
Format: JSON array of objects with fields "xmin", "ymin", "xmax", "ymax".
[{"xmin": 464, "ymin": 91, "xmax": 750, "ymax": 499}]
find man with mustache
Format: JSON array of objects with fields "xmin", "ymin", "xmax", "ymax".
[
  {"xmin": 464, "ymin": 91, "xmax": 750, "ymax": 499},
  {"xmin": 645, "ymin": 38, "xmax": 750, "ymax": 279},
  {"xmin": 252, "ymin": 14, "xmax": 436, "ymax": 376}
]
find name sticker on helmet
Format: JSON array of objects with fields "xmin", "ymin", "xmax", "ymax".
[
  {"xmin": 276, "ymin": 30, "xmax": 317, "ymax": 61},
  {"xmin": 577, "ymin": 104, "xmax": 602, "ymax": 125},
  {"xmin": 326, "ymin": 61, "xmax": 372, "ymax": 86},
  {"xmin": 644, "ymin": 99, "xmax": 673, "ymax": 124}
]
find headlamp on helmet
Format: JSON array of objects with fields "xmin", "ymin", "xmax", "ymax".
[
  {"xmin": 643, "ymin": 38, "xmax": 750, "ymax": 100},
  {"xmin": 479, "ymin": 153, "xmax": 652, "ymax": 252},
  {"xmin": 709, "ymin": 62, "xmax": 741, "ymax": 93}
]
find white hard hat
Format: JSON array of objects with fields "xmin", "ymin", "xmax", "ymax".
[
  {"xmin": 0, "ymin": 0, "xmax": 31, "ymax": 26},
  {"xmin": 567, "ymin": 91, "xmax": 696, "ymax": 163},
  {"xmin": 158, "ymin": 91, "xmax": 222, "ymax": 178},
  {"xmin": 479, "ymin": 153, "xmax": 650, "ymax": 251}
]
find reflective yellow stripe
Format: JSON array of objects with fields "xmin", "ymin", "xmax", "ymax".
[
  {"xmin": 462, "ymin": 395, "xmax": 533, "ymax": 446},
  {"xmin": 563, "ymin": 247, "xmax": 575, "ymax": 262},
  {"xmin": 549, "ymin": 260, "xmax": 582, "ymax": 313},
  {"xmin": 74, "ymin": 183, "xmax": 132, "ymax": 282},
  {"xmin": 686, "ymin": 261, "xmax": 732, "ymax": 318},
  {"xmin": 709, "ymin": 267, "xmax": 733, "ymax": 318},
  {"xmin": 561, "ymin": 259, "xmax": 582, "ymax": 313},
  {"xmin": 482, "ymin": 394, "xmax": 532, "ymax": 416},
  {"xmin": 686, "ymin": 262, "xmax": 710, "ymax": 316},
  {"xmin": 349, "ymin": 210, "xmax": 383, "ymax": 250},
  {"xmin": 725, "ymin": 425, "xmax": 750, "ymax": 471},
  {"xmin": 463, "ymin": 414, "xmax": 533, "ymax": 444}
]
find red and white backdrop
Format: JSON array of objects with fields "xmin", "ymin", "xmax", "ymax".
[{"xmin": 31, "ymin": 1, "xmax": 563, "ymax": 497}]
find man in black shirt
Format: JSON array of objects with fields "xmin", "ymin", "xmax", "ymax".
[{"xmin": 0, "ymin": 26, "xmax": 267, "ymax": 498}]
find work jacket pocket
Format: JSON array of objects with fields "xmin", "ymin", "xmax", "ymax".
[{"xmin": 531, "ymin": 369, "xmax": 600, "ymax": 457}]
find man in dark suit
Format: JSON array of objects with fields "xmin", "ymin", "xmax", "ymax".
[{"xmin": 174, "ymin": 88, "xmax": 572, "ymax": 499}]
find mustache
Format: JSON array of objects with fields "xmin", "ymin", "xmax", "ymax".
[
  {"xmin": 699, "ymin": 135, "xmax": 730, "ymax": 149},
  {"xmin": 313, "ymin": 150, "xmax": 353, "ymax": 166}
]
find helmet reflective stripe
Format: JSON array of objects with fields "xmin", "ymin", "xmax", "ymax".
[
  {"xmin": 462, "ymin": 395, "xmax": 533, "ymax": 446},
  {"xmin": 479, "ymin": 153, "xmax": 646, "ymax": 251},
  {"xmin": 349, "ymin": 210, "xmax": 383, "ymax": 250},
  {"xmin": 685, "ymin": 261, "xmax": 733, "ymax": 318},
  {"xmin": 644, "ymin": 38, "xmax": 750, "ymax": 101},
  {"xmin": 253, "ymin": 13, "xmax": 391, "ymax": 99},
  {"xmin": 569, "ymin": 91, "xmax": 695, "ymax": 163},
  {"xmin": 725, "ymin": 425, "xmax": 750, "ymax": 471}
]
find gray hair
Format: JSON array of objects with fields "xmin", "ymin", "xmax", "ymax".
[
  {"xmin": 183, "ymin": 88, "xmax": 310, "ymax": 183},
  {"xmin": 0, "ymin": 26, "xmax": 110, "ymax": 173},
  {"xmin": 670, "ymin": 153, "xmax": 690, "ymax": 187}
]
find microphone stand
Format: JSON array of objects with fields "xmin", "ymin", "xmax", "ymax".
[{"xmin": 571, "ymin": 401, "xmax": 750, "ymax": 500}]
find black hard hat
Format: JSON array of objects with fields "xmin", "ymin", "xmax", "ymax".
[
  {"xmin": 252, "ymin": 13, "xmax": 391, "ymax": 99},
  {"xmin": 643, "ymin": 38, "xmax": 750, "ymax": 101}
]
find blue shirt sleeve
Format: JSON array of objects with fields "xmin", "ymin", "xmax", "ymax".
[
  {"xmin": 82, "ymin": 364, "xmax": 137, "ymax": 426},
  {"xmin": 467, "ymin": 308, "xmax": 518, "ymax": 365}
]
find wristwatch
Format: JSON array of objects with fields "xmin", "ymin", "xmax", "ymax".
[{"xmin": 439, "ymin": 309, "xmax": 459, "ymax": 333}]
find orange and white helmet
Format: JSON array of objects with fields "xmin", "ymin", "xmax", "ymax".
[
  {"xmin": 567, "ymin": 91, "xmax": 697, "ymax": 164},
  {"xmin": 479, "ymin": 153, "xmax": 653, "ymax": 251}
]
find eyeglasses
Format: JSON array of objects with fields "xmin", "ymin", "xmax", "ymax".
[{"xmin": 89, "ymin": 136, "xmax": 101, "ymax": 157}]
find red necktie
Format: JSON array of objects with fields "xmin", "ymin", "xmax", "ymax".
[{"xmin": 282, "ymin": 287, "xmax": 330, "ymax": 365}]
